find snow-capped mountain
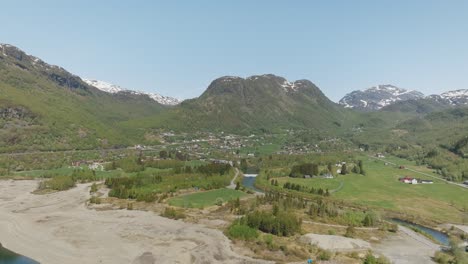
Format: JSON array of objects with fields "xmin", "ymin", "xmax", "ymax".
[
  {"xmin": 435, "ymin": 89, "xmax": 468, "ymax": 106},
  {"xmin": 83, "ymin": 79, "xmax": 181, "ymax": 106},
  {"xmin": 339, "ymin": 85, "xmax": 425, "ymax": 111}
]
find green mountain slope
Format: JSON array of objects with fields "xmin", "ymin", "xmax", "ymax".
[
  {"xmin": 126, "ymin": 74, "xmax": 359, "ymax": 133},
  {"xmin": 0, "ymin": 44, "xmax": 164, "ymax": 152}
]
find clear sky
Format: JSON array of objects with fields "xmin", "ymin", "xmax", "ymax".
[{"xmin": 1, "ymin": 0, "xmax": 468, "ymax": 101}]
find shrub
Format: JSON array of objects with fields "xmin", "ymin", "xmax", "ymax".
[
  {"xmin": 433, "ymin": 251, "xmax": 452, "ymax": 264},
  {"xmin": 227, "ymin": 223, "xmax": 258, "ymax": 241},
  {"xmin": 38, "ymin": 175, "xmax": 75, "ymax": 191},
  {"xmin": 90, "ymin": 183, "xmax": 98, "ymax": 194},
  {"xmin": 318, "ymin": 250, "xmax": 332, "ymax": 260},
  {"xmin": 215, "ymin": 197, "xmax": 224, "ymax": 206},
  {"xmin": 345, "ymin": 225, "xmax": 356, "ymax": 238},
  {"xmin": 162, "ymin": 207, "xmax": 186, "ymax": 220},
  {"xmin": 89, "ymin": 196, "xmax": 101, "ymax": 204}
]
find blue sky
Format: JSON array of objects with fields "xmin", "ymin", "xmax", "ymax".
[{"xmin": 1, "ymin": 0, "xmax": 468, "ymax": 101}]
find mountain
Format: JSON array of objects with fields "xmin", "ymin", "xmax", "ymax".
[
  {"xmin": 429, "ymin": 89, "xmax": 468, "ymax": 106},
  {"xmin": 127, "ymin": 74, "xmax": 356, "ymax": 133},
  {"xmin": 0, "ymin": 43, "xmax": 164, "ymax": 152},
  {"xmin": 83, "ymin": 79, "xmax": 181, "ymax": 106},
  {"xmin": 339, "ymin": 85, "xmax": 425, "ymax": 111},
  {"xmin": 379, "ymin": 89, "xmax": 468, "ymax": 115}
]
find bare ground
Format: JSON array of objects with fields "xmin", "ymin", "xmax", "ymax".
[{"xmin": 0, "ymin": 180, "xmax": 271, "ymax": 264}]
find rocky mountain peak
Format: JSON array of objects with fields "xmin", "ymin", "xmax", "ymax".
[{"xmin": 339, "ymin": 84, "xmax": 425, "ymax": 111}]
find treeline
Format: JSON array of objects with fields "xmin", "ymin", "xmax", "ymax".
[
  {"xmin": 173, "ymin": 163, "xmax": 231, "ymax": 176},
  {"xmin": 289, "ymin": 163, "xmax": 320, "ymax": 177},
  {"xmin": 282, "ymin": 182, "xmax": 330, "ymax": 196},
  {"xmin": 37, "ymin": 168, "xmax": 99, "ymax": 191},
  {"xmin": 390, "ymin": 146, "xmax": 468, "ymax": 182},
  {"xmin": 238, "ymin": 210, "xmax": 301, "ymax": 236}
]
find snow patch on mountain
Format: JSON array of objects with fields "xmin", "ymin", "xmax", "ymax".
[
  {"xmin": 436, "ymin": 89, "xmax": 468, "ymax": 105},
  {"xmin": 84, "ymin": 79, "xmax": 181, "ymax": 106},
  {"xmin": 339, "ymin": 85, "xmax": 425, "ymax": 111}
]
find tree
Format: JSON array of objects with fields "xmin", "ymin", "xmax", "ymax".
[
  {"xmin": 352, "ymin": 165, "xmax": 360, "ymax": 174},
  {"xmin": 159, "ymin": 150, "xmax": 168, "ymax": 159},
  {"xmin": 341, "ymin": 164, "xmax": 347, "ymax": 175},
  {"xmin": 358, "ymin": 160, "xmax": 365, "ymax": 175},
  {"xmin": 240, "ymin": 159, "xmax": 248, "ymax": 173},
  {"xmin": 327, "ymin": 163, "xmax": 333, "ymax": 175},
  {"xmin": 235, "ymin": 181, "xmax": 240, "ymax": 190},
  {"xmin": 362, "ymin": 211, "xmax": 378, "ymax": 227}
]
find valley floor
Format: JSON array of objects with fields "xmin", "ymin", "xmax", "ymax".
[{"xmin": 0, "ymin": 180, "xmax": 270, "ymax": 264}]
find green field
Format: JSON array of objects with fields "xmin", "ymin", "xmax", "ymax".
[
  {"xmin": 259, "ymin": 155, "xmax": 468, "ymax": 224},
  {"xmin": 168, "ymin": 188, "xmax": 246, "ymax": 208},
  {"xmin": 331, "ymin": 157, "xmax": 468, "ymax": 223}
]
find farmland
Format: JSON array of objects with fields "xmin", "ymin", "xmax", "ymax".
[{"xmin": 168, "ymin": 188, "xmax": 247, "ymax": 208}]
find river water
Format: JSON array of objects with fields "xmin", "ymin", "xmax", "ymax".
[
  {"xmin": 391, "ymin": 218, "xmax": 449, "ymax": 246},
  {"xmin": 241, "ymin": 174, "xmax": 264, "ymax": 193},
  {"xmin": 0, "ymin": 247, "xmax": 38, "ymax": 264}
]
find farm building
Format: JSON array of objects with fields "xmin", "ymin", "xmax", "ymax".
[{"xmin": 399, "ymin": 176, "xmax": 418, "ymax": 184}]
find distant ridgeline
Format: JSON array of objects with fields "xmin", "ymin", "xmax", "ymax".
[{"xmin": 1, "ymin": 43, "xmax": 468, "ymax": 172}]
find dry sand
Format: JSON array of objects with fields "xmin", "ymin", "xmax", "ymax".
[
  {"xmin": 0, "ymin": 180, "xmax": 271, "ymax": 264},
  {"xmin": 300, "ymin": 233, "xmax": 371, "ymax": 252}
]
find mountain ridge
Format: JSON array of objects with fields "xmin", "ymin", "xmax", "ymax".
[
  {"xmin": 83, "ymin": 79, "xmax": 181, "ymax": 106},
  {"xmin": 340, "ymin": 84, "xmax": 468, "ymax": 111}
]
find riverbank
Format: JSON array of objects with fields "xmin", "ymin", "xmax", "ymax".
[{"xmin": 0, "ymin": 179, "xmax": 270, "ymax": 264}]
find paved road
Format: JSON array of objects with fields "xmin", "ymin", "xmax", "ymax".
[{"xmin": 369, "ymin": 156, "xmax": 467, "ymax": 190}]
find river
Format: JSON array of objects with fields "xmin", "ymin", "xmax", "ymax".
[
  {"xmin": 0, "ymin": 246, "xmax": 38, "ymax": 264},
  {"xmin": 241, "ymin": 174, "xmax": 264, "ymax": 193},
  {"xmin": 391, "ymin": 218, "xmax": 449, "ymax": 246}
]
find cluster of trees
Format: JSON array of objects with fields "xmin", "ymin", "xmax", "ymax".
[
  {"xmin": 290, "ymin": 163, "xmax": 320, "ymax": 177},
  {"xmin": 282, "ymin": 182, "xmax": 330, "ymax": 196},
  {"xmin": 38, "ymin": 175, "xmax": 75, "ymax": 191},
  {"xmin": 37, "ymin": 168, "xmax": 101, "ymax": 192},
  {"xmin": 105, "ymin": 174, "xmax": 163, "ymax": 202},
  {"xmin": 71, "ymin": 169, "xmax": 98, "ymax": 183},
  {"xmin": 107, "ymin": 156, "xmax": 144, "ymax": 173},
  {"xmin": 351, "ymin": 160, "xmax": 365, "ymax": 175},
  {"xmin": 308, "ymin": 199, "xmax": 339, "ymax": 218},
  {"xmin": 158, "ymin": 150, "xmax": 189, "ymax": 161},
  {"xmin": 239, "ymin": 210, "xmax": 302, "ymax": 237}
]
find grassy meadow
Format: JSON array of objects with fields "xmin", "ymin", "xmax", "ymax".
[
  {"xmin": 168, "ymin": 188, "xmax": 246, "ymax": 208},
  {"xmin": 260, "ymin": 155, "xmax": 467, "ymax": 224}
]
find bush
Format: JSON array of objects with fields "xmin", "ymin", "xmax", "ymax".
[
  {"xmin": 318, "ymin": 250, "xmax": 332, "ymax": 260},
  {"xmin": 345, "ymin": 225, "xmax": 356, "ymax": 238},
  {"xmin": 89, "ymin": 196, "xmax": 101, "ymax": 204},
  {"xmin": 227, "ymin": 223, "xmax": 259, "ymax": 241},
  {"xmin": 433, "ymin": 251, "xmax": 452, "ymax": 264},
  {"xmin": 363, "ymin": 252, "xmax": 391, "ymax": 264},
  {"xmin": 38, "ymin": 175, "xmax": 75, "ymax": 191},
  {"xmin": 215, "ymin": 197, "xmax": 224, "ymax": 206},
  {"xmin": 362, "ymin": 211, "xmax": 378, "ymax": 227},
  {"xmin": 90, "ymin": 183, "xmax": 98, "ymax": 194},
  {"xmin": 162, "ymin": 207, "xmax": 186, "ymax": 220}
]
